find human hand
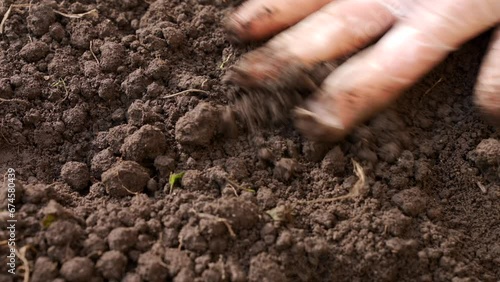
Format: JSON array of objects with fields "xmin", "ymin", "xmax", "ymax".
[{"xmin": 224, "ymin": 0, "xmax": 500, "ymax": 141}]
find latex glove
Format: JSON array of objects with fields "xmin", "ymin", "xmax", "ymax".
[{"xmin": 225, "ymin": 0, "xmax": 500, "ymax": 141}]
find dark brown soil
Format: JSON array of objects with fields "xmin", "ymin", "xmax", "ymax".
[{"xmin": 0, "ymin": 1, "xmax": 499, "ymax": 281}]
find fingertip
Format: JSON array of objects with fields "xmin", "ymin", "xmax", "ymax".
[
  {"xmin": 475, "ymin": 88, "xmax": 500, "ymax": 127},
  {"xmin": 293, "ymin": 107, "xmax": 347, "ymax": 142},
  {"xmin": 223, "ymin": 12, "xmax": 250, "ymax": 43},
  {"xmin": 475, "ymin": 27, "xmax": 500, "ymax": 127},
  {"xmin": 293, "ymin": 91, "xmax": 350, "ymax": 142}
]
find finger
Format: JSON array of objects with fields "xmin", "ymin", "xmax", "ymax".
[
  {"xmin": 295, "ymin": 0, "xmax": 500, "ymax": 141},
  {"xmin": 225, "ymin": 0, "xmax": 332, "ymax": 42},
  {"xmin": 475, "ymin": 26, "xmax": 500, "ymax": 126},
  {"xmin": 226, "ymin": 0, "xmax": 397, "ymax": 88}
]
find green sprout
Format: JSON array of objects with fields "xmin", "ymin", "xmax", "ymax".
[
  {"xmin": 168, "ymin": 172, "xmax": 185, "ymax": 194},
  {"xmin": 42, "ymin": 214, "xmax": 57, "ymax": 228}
]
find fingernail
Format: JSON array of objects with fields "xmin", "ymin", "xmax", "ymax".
[
  {"xmin": 304, "ymin": 97, "xmax": 344, "ymax": 130},
  {"xmin": 223, "ymin": 12, "xmax": 250, "ymax": 43}
]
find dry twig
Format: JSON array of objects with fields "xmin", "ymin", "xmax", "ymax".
[
  {"xmin": 191, "ymin": 209, "xmax": 237, "ymax": 238},
  {"xmin": 219, "ymin": 52, "xmax": 233, "ymax": 69},
  {"xmin": 53, "ymin": 8, "xmax": 98, "ymax": 19},
  {"xmin": 225, "ymin": 177, "xmax": 256, "ymax": 194},
  {"xmin": 423, "ymin": 77, "xmax": 444, "ymax": 96},
  {"xmin": 476, "ymin": 181, "xmax": 487, "ymax": 194},
  {"xmin": 89, "ymin": 40, "xmax": 100, "ymax": 65},
  {"xmin": 161, "ymin": 89, "xmax": 209, "ymax": 99},
  {"xmin": 0, "ymin": 4, "xmax": 31, "ymax": 34},
  {"xmin": 16, "ymin": 245, "xmax": 31, "ymax": 282},
  {"xmin": 0, "ymin": 98, "xmax": 29, "ymax": 105}
]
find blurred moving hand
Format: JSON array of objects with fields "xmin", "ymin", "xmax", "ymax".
[{"xmin": 225, "ymin": 0, "xmax": 500, "ymax": 141}]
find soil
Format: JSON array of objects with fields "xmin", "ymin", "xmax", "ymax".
[{"xmin": 0, "ymin": 0, "xmax": 499, "ymax": 282}]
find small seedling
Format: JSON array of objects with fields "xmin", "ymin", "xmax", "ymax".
[
  {"xmin": 51, "ymin": 78, "xmax": 70, "ymax": 103},
  {"xmin": 225, "ymin": 177, "xmax": 256, "ymax": 194},
  {"xmin": 41, "ymin": 214, "xmax": 57, "ymax": 228},
  {"xmin": 219, "ymin": 52, "xmax": 233, "ymax": 69},
  {"xmin": 168, "ymin": 172, "xmax": 185, "ymax": 194}
]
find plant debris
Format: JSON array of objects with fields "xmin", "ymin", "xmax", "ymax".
[{"xmin": 297, "ymin": 159, "xmax": 366, "ymax": 204}]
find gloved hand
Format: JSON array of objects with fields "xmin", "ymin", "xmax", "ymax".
[{"xmin": 225, "ymin": 0, "xmax": 499, "ymax": 141}]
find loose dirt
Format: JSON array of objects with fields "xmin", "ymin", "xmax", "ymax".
[{"xmin": 0, "ymin": 0, "xmax": 499, "ymax": 281}]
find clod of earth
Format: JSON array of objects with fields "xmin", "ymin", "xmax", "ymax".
[
  {"xmin": 121, "ymin": 124, "xmax": 167, "ymax": 163},
  {"xmin": 101, "ymin": 161, "xmax": 150, "ymax": 197},
  {"xmin": 175, "ymin": 102, "xmax": 221, "ymax": 146},
  {"xmin": 60, "ymin": 161, "xmax": 90, "ymax": 191}
]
